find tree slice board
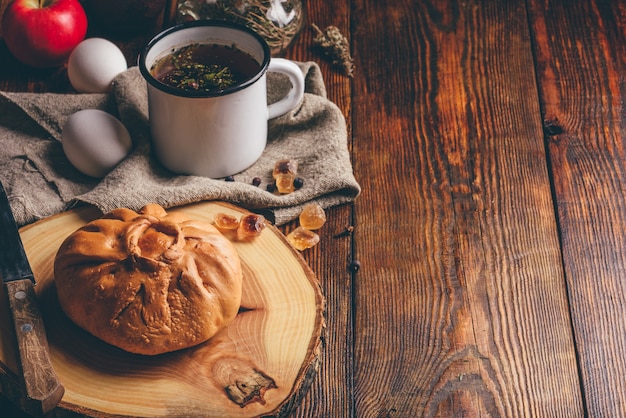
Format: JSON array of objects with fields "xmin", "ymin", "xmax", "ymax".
[{"xmin": 0, "ymin": 201, "xmax": 325, "ymax": 417}]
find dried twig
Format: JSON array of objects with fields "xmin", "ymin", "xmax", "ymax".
[{"xmin": 312, "ymin": 23, "xmax": 354, "ymax": 77}]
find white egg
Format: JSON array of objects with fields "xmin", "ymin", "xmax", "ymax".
[
  {"xmin": 61, "ymin": 109, "xmax": 132, "ymax": 178},
  {"xmin": 68, "ymin": 38, "xmax": 128, "ymax": 93}
]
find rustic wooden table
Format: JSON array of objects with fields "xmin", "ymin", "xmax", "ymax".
[{"xmin": 1, "ymin": 0, "xmax": 624, "ymax": 416}]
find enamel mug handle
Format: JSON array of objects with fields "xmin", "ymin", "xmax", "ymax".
[{"xmin": 267, "ymin": 58, "xmax": 305, "ymax": 119}]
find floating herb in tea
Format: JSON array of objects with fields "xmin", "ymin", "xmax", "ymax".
[{"xmin": 151, "ymin": 43, "xmax": 261, "ymax": 92}]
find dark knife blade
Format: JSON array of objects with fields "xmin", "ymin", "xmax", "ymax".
[{"xmin": 0, "ymin": 182, "xmax": 64, "ymax": 415}]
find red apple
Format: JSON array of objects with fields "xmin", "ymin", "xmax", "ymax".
[{"xmin": 2, "ymin": 0, "xmax": 88, "ymax": 68}]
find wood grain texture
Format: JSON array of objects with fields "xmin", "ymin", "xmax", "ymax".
[
  {"xmin": 285, "ymin": 2, "xmax": 356, "ymax": 417},
  {"xmin": 5, "ymin": 279, "xmax": 64, "ymax": 415},
  {"xmin": 1, "ymin": 0, "xmax": 625, "ymax": 416},
  {"xmin": 529, "ymin": 0, "xmax": 626, "ymax": 415},
  {"xmin": 350, "ymin": 0, "xmax": 582, "ymax": 415},
  {"xmin": 0, "ymin": 202, "xmax": 324, "ymax": 417}
]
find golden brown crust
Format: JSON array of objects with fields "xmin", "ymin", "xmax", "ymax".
[{"xmin": 54, "ymin": 204, "xmax": 242, "ymax": 355}]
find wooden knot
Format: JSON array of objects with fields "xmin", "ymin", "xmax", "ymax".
[{"xmin": 543, "ymin": 118, "xmax": 565, "ymax": 136}]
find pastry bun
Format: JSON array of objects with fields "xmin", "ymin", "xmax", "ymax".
[{"xmin": 54, "ymin": 204, "xmax": 242, "ymax": 355}]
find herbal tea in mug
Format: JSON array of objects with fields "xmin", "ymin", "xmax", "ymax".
[
  {"xmin": 150, "ymin": 43, "xmax": 261, "ymax": 92},
  {"xmin": 139, "ymin": 21, "xmax": 305, "ymax": 178}
]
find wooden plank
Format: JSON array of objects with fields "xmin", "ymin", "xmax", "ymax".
[
  {"xmin": 528, "ymin": 0, "xmax": 626, "ymax": 415},
  {"xmin": 285, "ymin": 1, "xmax": 356, "ymax": 416},
  {"xmin": 350, "ymin": 0, "xmax": 583, "ymax": 416}
]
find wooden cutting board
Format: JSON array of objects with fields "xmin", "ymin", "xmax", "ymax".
[{"xmin": 0, "ymin": 201, "xmax": 325, "ymax": 417}]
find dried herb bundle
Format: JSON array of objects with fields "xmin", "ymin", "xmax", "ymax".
[
  {"xmin": 196, "ymin": 0, "xmax": 304, "ymax": 56},
  {"xmin": 312, "ymin": 24, "xmax": 354, "ymax": 77}
]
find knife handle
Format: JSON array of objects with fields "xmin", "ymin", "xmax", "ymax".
[{"xmin": 6, "ymin": 279, "xmax": 64, "ymax": 415}]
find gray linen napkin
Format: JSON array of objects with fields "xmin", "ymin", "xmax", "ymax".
[{"xmin": 0, "ymin": 62, "xmax": 360, "ymax": 227}]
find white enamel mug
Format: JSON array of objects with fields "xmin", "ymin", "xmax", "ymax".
[{"xmin": 138, "ymin": 21, "xmax": 305, "ymax": 178}]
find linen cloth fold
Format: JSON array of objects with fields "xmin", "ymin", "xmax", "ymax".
[{"xmin": 0, "ymin": 61, "xmax": 360, "ymax": 227}]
